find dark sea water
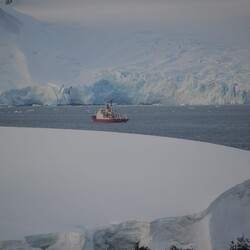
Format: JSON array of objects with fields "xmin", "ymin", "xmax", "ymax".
[{"xmin": 0, "ymin": 105, "xmax": 250, "ymax": 150}]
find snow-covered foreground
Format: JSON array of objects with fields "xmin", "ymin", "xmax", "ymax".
[{"xmin": 0, "ymin": 127, "xmax": 250, "ymax": 249}]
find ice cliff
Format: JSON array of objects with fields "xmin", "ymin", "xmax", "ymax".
[
  {"xmin": 0, "ymin": 4, "xmax": 250, "ymax": 105},
  {"xmin": 0, "ymin": 180, "xmax": 249, "ymax": 250},
  {"xmin": 0, "ymin": 232, "xmax": 85, "ymax": 250}
]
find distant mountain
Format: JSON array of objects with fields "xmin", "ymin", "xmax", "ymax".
[
  {"xmin": 0, "ymin": 4, "xmax": 250, "ymax": 105},
  {"xmin": 1, "ymin": 179, "xmax": 249, "ymax": 250}
]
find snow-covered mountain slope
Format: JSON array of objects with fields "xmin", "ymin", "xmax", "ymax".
[
  {"xmin": 0, "ymin": 180, "xmax": 249, "ymax": 250},
  {"xmin": 0, "ymin": 4, "xmax": 250, "ymax": 105}
]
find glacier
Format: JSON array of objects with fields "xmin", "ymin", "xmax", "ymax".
[
  {"xmin": 0, "ymin": 180, "xmax": 250, "ymax": 250},
  {"xmin": 0, "ymin": 4, "xmax": 250, "ymax": 105}
]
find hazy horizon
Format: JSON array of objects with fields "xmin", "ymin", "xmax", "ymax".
[{"xmin": 12, "ymin": 0, "xmax": 250, "ymax": 48}]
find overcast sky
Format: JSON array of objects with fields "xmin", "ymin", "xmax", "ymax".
[
  {"xmin": 15, "ymin": 0, "xmax": 250, "ymax": 25},
  {"xmin": 13, "ymin": 0, "xmax": 250, "ymax": 46}
]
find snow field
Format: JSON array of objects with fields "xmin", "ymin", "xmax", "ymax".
[{"xmin": 0, "ymin": 127, "xmax": 249, "ymax": 247}]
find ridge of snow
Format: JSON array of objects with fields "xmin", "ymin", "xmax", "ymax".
[
  {"xmin": 0, "ymin": 6, "xmax": 22, "ymax": 33},
  {"xmin": 207, "ymin": 179, "xmax": 250, "ymax": 250}
]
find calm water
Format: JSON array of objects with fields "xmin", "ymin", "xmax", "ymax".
[{"xmin": 0, "ymin": 105, "xmax": 250, "ymax": 150}]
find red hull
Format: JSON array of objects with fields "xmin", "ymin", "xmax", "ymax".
[{"xmin": 92, "ymin": 116, "xmax": 128, "ymax": 123}]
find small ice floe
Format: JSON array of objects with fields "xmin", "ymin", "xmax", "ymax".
[{"xmin": 14, "ymin": 110, "xmax": 22, "ymax": 113}]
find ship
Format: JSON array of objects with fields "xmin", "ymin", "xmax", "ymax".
[{"xmin": 92, "ymin": 103, "xmax": 129, "ymax": 123}]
